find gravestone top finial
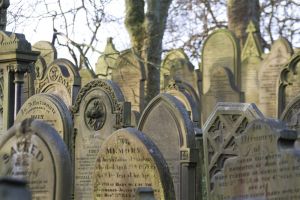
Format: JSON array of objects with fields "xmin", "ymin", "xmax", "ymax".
[{"xmin": 246, "ymin": 20, "xmax": 257, "ymax": 33}]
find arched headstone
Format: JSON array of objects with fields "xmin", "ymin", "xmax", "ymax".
[
  {"xmin": 35, "ymin": 58, "xmax": 81, "ymax": 107},
  {"xmin": 0, "ymin": 119, "xmax": 72, "ymax": 200},
  {"xmin": 138, "ymin": 93, "xmax": 197, "ymax": 200},
  {"xmin": 93, "ymin": 127, "xmax": 175, "ymax": 199},
  {"xmin": 72, "ymin": 79, "xmax": 131, "ymax": 200},
  {"xmin": 202, "ymin": 29, "xmax": 240, "ymax": 94},
  {"xmin": 280, "ymin": 94, "xmax": 300, "ymax": 134}
]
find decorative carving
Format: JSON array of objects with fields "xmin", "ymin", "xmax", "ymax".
[
  {"xmin": 85, "ymin": 99, "xmax": 106, "ymax": 131},
  {"xmin": 0, "ymin": 31, "xmax": 31, "ymax": 51},
  {"xmin": 49, "ymin": 65, "xmax": 59, "ymax": 81}
]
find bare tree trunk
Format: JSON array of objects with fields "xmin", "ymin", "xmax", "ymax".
[
  {"xmin": 125, "ymin": 0, "xmax": 172, "ymax": 105},
  {"xmin": 227, "ymin": 0, "xmax": 260, "ymax": 46}
]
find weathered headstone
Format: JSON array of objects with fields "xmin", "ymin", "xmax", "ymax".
[
  {"xmin": 0, "ymin": 119, "xmax": 72, "ymax": 200},
  {"xmin": 72, "ymin": 79, "xmax": 131, "ymax": 200},
  {"xmin": 241, "ymin": 21, "xmax": 263, "ymax": 105},
  {"xmin": 0, "ymin": 178, "xmax": 31, "ymax": 200},
  {"xmin": 0, "ymin": 31, "xmax": 39, "ymax": 133},
  {"xmin": 203, "ymin": 102, "xmax": 264, "ymax": 200},
  {"xmin": 202, "ymin": 66, "xmax": 243, "ymax": 122},
  {"xmin": 166, "ymin": 79, "xmax": 201, "ymax": 127},
  {"xmin": 278, "ymin": 52, "xmax": 300, "ymax": 116},
  {"xmin": 32, "ymin": 41, "xmax": 57, "ymax": 67},
  {"xmin": 280, "ymin": 94, "xmax": 300, "ymax": 133},
  {"xmin": 258, "ymin": 37, "xmax": 293, "ymax": 118},
  {"xmin": 15, "ymin": 93, "xmax": 73, "ymax": 149},
  {"xmin": 112, "ymin": 49, "xmax": 146, "ymax": 112},
  {"xmin": 79, "ymin": 67, "xmax": 96, "ymax": 87},
  {"xmin": 138, "ymin": 93, "xmax": 197, "ymax": 200},
  {"xmin": 34, "ymin": 58, "xmax": 81, "ymax": 107},
  {"xmin": 95, "ymin": 37, "xmax": 120, "ymax": 79},
  {"xmin": 202, "ymin": 29, "xmax": 240, "ymax": 94},
  {"xmin": 93, "ymin": 127, "xmax": 175, "ymax": 200},
  {"xmin": 161, "ymin": 49, "xmax": 200, "ymax": 96},
  {"xmin": 210, "ymin": 118, "xmax": 300, "ymax": 200}
]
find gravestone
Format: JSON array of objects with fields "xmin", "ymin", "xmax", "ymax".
[
  {"xmin": 35, "ymin": 58, "xmax": 81, "ymax": 107},
  {"xmin": 32, "ymin": 41, "xmax": 57, "ymax": 67},
  {"xmin": 0, "ymin": 31, "xmax": 39, "ymax": 133},
  {"xmin": 161, "ymin": 49, "xmax": 200, "ymax": 96},
  {"xmin": 93, "ymin": 127, "xmax": 175, "ymax": 200},
  {"xmin": 258, "ymin": 37, "xmax": 293, "ymax": 118},
  {"xmin": 112, "ymin": 49, "xmax": 146, "ymax": 112},
  {"xmin": 0, "ymin": 119, "xmax": 72, "ymax": 200},
  {"xmin": 166, "ymin": 79, "xmax": 201, "ymax": 127},
  {"xmin": 210, "ymin": 118, "xmax": 300, "ymax": 200},
  {"xmin": 138, "ymin": 93, "xmax": 197, "ymax": 200},
  {"xmin": 202, "ymin": 66, "xmax": 242, "ymax": 123},
  {"xmin": 15, "ymin": 93, "xmax": 73, "ymax": 150},
  {"xmin": 203, "ymin": 102, "xmax": 264, "ymax": 200},
  {"xmin": 79, "ymin": 67, "xmax": 96, "ymax": 87},
  {"xmin": 135, "ymin": 188, "xmax": 155, "ymax": 200},
  {"xmin": 241, "ymin": 21, "xmax": 263, "ymax": 105},
  {"xmin": 280, "ymin": 94, "xmax": 300, "ymax": 133},
  {"xmin": 72, "ymin": 79, "xmax": 131, "ymax": 200},
  {"xmin": 0, "ymin": 178, "xmax": 31, "ymax": 200},
  {"xmin": 95, "ymin": 37, "xmax": 119, "ymax": 79},
  {"xmin": 278, "ymin": 53, "xmax": 300, "ymax": 116},
  {"xmin": 202, "ymin": 29, "xmax": 240, "ymax": 94}
]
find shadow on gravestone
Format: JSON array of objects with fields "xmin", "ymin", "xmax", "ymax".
[
  {"xmin": 201, "ymin": 29, "xmax": 240, "ymax": 95},
  {"xmin": 258, "ymin": 37, "xmax": 293, "ymax": 118},
  {"xmin": 278, "ymin": 52, "xmax": 300, "ymax": 117},
  {"xmin": 0, "ymin": 177, "xmax": 31, "ymax": 200},
  {"xmin": 203, "ymin": 102, "xmax": 264, "ymax": 200},
  {"xmin": 210, "ymin": 118, "xmax": 300, "ymax": 200},
  {"xmin": 71, "ymin": 79, "xmax": 131, "ymax": 200},
  {"xmin": 135, "ymin": 187, "xmax": 155, "ymax": 200},
  {"xmin": 34, "ymin": 58, "xmax": 81, "ymax": 108},
  {"xmin": 138, "ymin": 93, "xmax": 197, "ymax": 200},
  {"xmin": 92, "ymin": 127, "xmax": 175, "ymax": 200},
  {"xmin": 0, "ymin": 119, "xmax": 72, "ymax": 200}
]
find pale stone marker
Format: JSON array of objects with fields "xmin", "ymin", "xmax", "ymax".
[
  {"xmin": 0, "ymin": 119, "xmax": 72, "ymax": 200},
  {"xmin": 112, "ymin": 49, "xmax": 146, "ymax": 112},
  {"xmin": 95, "ymin": 37, "xmax": 119, "ymax": 79},
  {"xmin": 72, "ymin": 79, "xmax": 131, "ymax": 200},
  {"xmin": 32, "ymin": 41, "xmax": 57, "ymax": 67},
  {"xmin": 202, "ymin": 29, "xmax": 240, "ymax": 94},
  {"xmin": 211, "ymin": 119, "xmax": 300, "ymax": 200},
  {"xmin": 93, "ymin": 127, "xmax": 175, "ymax": 200},
  {"xmin": 278, "ymin": 53, "xmax": 300, "ymax": 116},
  {"xmin": 34, "ymin": 58, "xmax": 81, "ymax": 107},
  {"xmin": 202, "ymin": 66, "xmax": 242, "ymax": 122},
  {"xmin": 203, "ymin": 103, "xmax": 264, "ymax": 200},
  {"xmin": 258, "ymin": 37, "xmax": 293, "ymax": 118},
  {"xmin": 15, "ymin": 93, "xmax": 73, "ymax": 150},
  {"xmin": 241, "ymin": 21, "xmax": 263, "ymax": 105},
  {"xmin": 138, "ymin": 93, "xmax": 197, "ymax": 200},
  {"xmin": 160, "ymin": 49, "xmax": 200, "ymax": 97}
]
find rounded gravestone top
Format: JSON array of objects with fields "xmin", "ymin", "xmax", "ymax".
[
  {"xmin": 32, "ymin": 41, "xmax": 57, "ymax": 66},
  {"xmin": 93, "ymin": 127, "xmax": 174, "ymax": 200}
]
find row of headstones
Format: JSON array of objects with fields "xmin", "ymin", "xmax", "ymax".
[
  {"xmin": 93, "ymin": 21, "xmax": 300, "ymax": 130},
  {"xmin": 0, "ymin": 77, "xmax": 200, "ymax": 200}
]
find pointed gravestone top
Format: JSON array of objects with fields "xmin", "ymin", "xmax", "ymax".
[
  {"xmin": 242, "ymin": 20, "xmax": 262, "ymax": 61},
  {"xmin": 246, "ymin": 20, "xmax": 257, "ymax": 33}
]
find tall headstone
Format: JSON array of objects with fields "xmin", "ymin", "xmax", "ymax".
[
  {"xmin": 241, "ymin": 21, "xmax": 263, "ymax": 105},
  {"xmin": 93, "ymin": 127, "xmax": 175, "ymax": 200},
  {"xmin": 160, "ymin": 49, "xmax": 200, "ymax": 96},
  {"xmin": 95, "ymin": 37, "xmax": 119, "ymax": 79},
  {"xmin": 202, "ymin": 66, "xmax": 242, "ymax": 123},
  {"xmin": 0, "ymin": 119, "xmax": 72, "ymax": 200},
  {"xmin": 112, "ymin": 49, "xmax": 146, "ymax": 112},
  {"xmin": 15, "ymin": 93, "xmax": 73, "ymax": 150},
  {"xmin": 138, "ymin": 93, "xmax": 197, "ymax": 200},
  {"xmin": 34, "ymin": 58, "xmax": 81, "ymax": 107},
  {"xmin": 258, "ymin": 37, "xmax": 293, "ymax": 118},
  {"xmin": 280, "ymin": 94, "xmax": 300, "ymax": 133},
  {"xmin": 72, "ymin": 79, "xmax": 131, "ymax": 200},
  {"xmin": 32, "ymin": 41, "xmax": 57, "ymax": 67},
  {"xmin": 278, "ymin": 52, "xmax": 300, "ymax": 116},
  {"xmin": 210, "ymin": 118, "xmax": 300, "ymax": 200},
  {"xmin": 0, "ymin": 31, "xmax": 39, "ymax": 133},
  {"xmin": 202, "ymin": 29, "xmax": 240, "ymax": 94},
  {"xmin": 203, "ymin": 102, "xmax": 264, "ymax": 200}
]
